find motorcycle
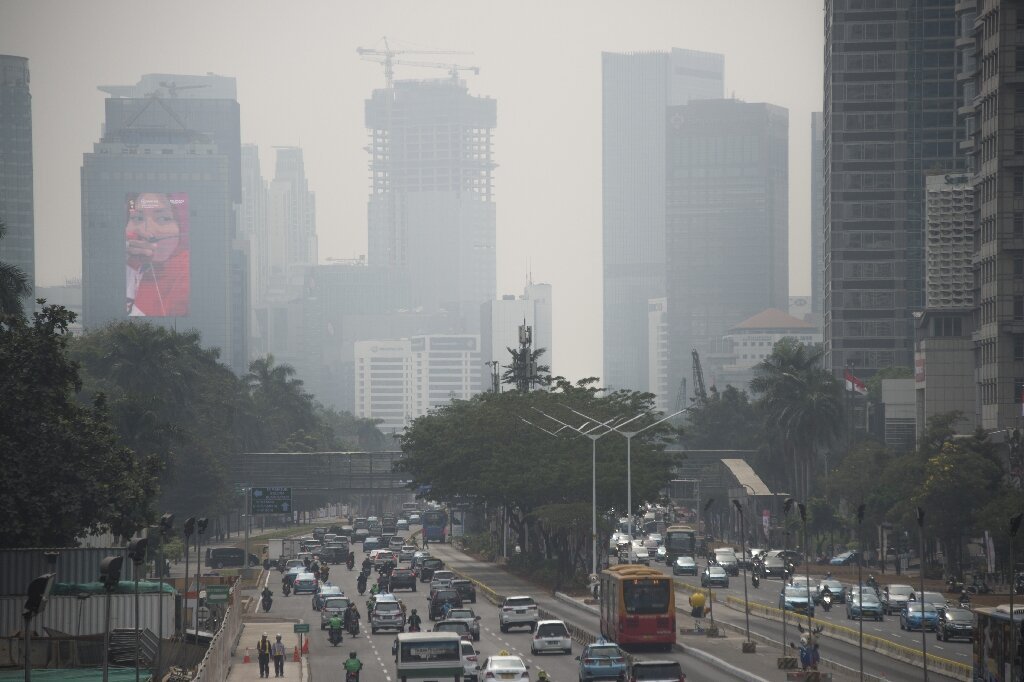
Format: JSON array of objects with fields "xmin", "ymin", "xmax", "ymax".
[
  {"xmin": 968, "ymin": 580, "xmax": 992, "ymax": 595},
  {"xmin": 282, "ymin": 582, "xmax": 291, "ymax": 597},
  {"xmin": 347, "ymin": 555, "xmax": 355, "ymax": 571},
  {"xmin": 751, "ymin": 573, "xmax": 760, "ymax": 589},
  {"xmin": 357, "ymin": 578, "xmax": 367, "ymax": 596},
  {"xmin": 821, "ymin": 593, "xmax": 833, "ymax": 612},
  {"xmin": 348, "ymin": 619, "xmax": 360, "ymax": 637},
  {"xmin": 345, "ymin": 671, "xmax": 359, "ymax": 682},
  {"xmin": 958, "ymin": 593, "xmax": 971, "ymax": 608},
  {"xmin": 408, "ymin": 621, "xmax": 421, "ymax": 633},
  {"xmin": 261, "ymin": 595, "xmax": 273, "ymax": 613},
  {"xmin": 328, "ymin": 627, "xmax": 343, "ymax": 647}
]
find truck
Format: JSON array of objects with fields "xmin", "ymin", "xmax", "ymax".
[{"xmin": 268, "ymin": 538, "xmax": 302, "ymax": 566}]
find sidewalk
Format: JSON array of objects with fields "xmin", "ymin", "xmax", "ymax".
[
  {"xmin": 227, "ymin": 622, "xmax": 306, "ymax": 682},
  {"xmin": 425, "ymin": 543, "xmax": 841, "ymax": 682}
]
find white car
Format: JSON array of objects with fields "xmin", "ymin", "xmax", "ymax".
[
  {"xmin": 461, "ymin": 639, "xmax": 480, "ymax": 682},
  {"xmin": 478, "ymin": 654, "xmax": 530, "ymax": 681},
  {"xmin": 530, "ymin": 619, "xmax": 571, "ymax": 655},
  {"xmin": 499, "ymin": 596, "xmax": 539, "ymax": 633}
]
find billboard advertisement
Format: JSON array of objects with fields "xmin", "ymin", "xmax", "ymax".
[{"xmin": 125, "ymin": 192, "xmax": 190, "ymax": 316}]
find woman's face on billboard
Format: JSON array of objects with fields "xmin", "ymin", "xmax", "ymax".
[{"xmin": 126, "ymin": 193, "xmax": 180, "ymax": 263}]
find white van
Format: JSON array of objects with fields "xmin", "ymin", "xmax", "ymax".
[{"xmin": 394, "ymin": 632, "xmax": 463, "ymax": 682}]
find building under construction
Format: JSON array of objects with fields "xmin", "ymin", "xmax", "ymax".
[{"xmin": 365, "ymin": 75, "xmax": 496, "ymax": 332}]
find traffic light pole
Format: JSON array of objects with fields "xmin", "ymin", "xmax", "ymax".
[{"xmin": 102, "ymin": 588, "xmax": 112, "ymax": 682}]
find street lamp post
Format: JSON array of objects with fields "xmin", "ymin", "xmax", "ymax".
[
  {"xmin": 782, "ymin": 499, "xmax": 795, "ymax": 663},
  {"xmin": 856, "ymin": 504, "xmax": 866, "ymax": 682},
  {"xmin": 127, "ymin": 538, "xmax": 148, "ymax": 682},
  {"xmin": 22, "ymin": 573, "xmax": 55, "ymax": 682},
  {"xmin": 1011, "ymin": 512, "xmax": 1023, "ymax": 682},
  {"xmin": 702, "ymin": 499, "xmax": 717, "ymax": 636},
  {"xmin": 99, "ymin": 556, "xmax": 124, "ymax": 682},
  {"xmin": 528, "ymin": 409, "xmax": 645, "ymax": 577},
  {"xmin": 916, "ymin": 507, "xmax": 928, "ymax": 682},
  {"xmin": 155, "ymin": 513, "xmax": 173, "ymax": 678},
  {"xmin": 195, "ymin": 518, "xmax": 208, "ymax": 641},
  {"xmin": 182, "ymin": 517, "xmax": 196, "ymax": 640},
  {"xmin": 732, "ymin": 499, "xmax": 754, "ymax": 652},
  {"xmin": 797, "ymin": 501, "xmax": 812, "ymax": 631}
]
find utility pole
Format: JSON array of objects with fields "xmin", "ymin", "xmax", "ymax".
[{"xmin": 485, "ymin": 360, "xmax": 500, "ymax": 393}]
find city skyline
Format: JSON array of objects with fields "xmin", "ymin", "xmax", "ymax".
[{"xmin": 0, "ymin": 0, "xmax": 824, "ymax": 384}]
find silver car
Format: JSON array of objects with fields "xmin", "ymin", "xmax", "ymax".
[{"xmin": 320, "ymin": 596, "xmax": 351, "ymax": 630}]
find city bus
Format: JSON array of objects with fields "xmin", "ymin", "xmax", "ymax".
[
  {"xmin": 973, "ymin": 603, "xmax": 1023, "ymax": 681},
  {"xmin": 393, "ymin": 632, "xmax": 463, "ymax": 682},
  {"xmin": 421, "ymin": 509, "xmax": 449, "ymax": 543},
  {"xmin": 599, "ymin": 564, "xmax": 676, "ymax": 650},
  {"xmin": 663, "ymin": 525, "xmax": 697, "ymax": 565}
]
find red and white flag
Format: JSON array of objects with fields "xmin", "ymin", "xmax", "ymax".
[{"xmin": 844, "ymin": 368, "xmax": 867, "ymax": 395}]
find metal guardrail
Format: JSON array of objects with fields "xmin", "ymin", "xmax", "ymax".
[{"xmin": 192, "ymin": 580, "xmax": 243, "ymax": 682}]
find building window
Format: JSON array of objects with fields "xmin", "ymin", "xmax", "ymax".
[
  {"xmin": 1016, "ymin": 173, "xmax": 1024, "ymax": 196},
  {"xmin": 1016, "ymin": 257, "xmax": 1024, "ymax": 277},
  {"xmin": 1016, "ymin": 336, "xmax": 1024, "ymax": 362},
  {"xmin": 1017, "ymin": 296, "xmax": 1024, "ymax": 321},
  {"xmin": 1016, "ymin": 214, "xmax": 1024, "ymax": 237},
  {"xmin": 1016, "ymin": 378, "xmax": 1024, "ymax": 403}
]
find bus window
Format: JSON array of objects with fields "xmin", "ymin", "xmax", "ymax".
[{"xmin": 623, "ymin": 580, "xmax": 670, "ymax": 615}]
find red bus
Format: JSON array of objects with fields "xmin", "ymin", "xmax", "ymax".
[{"xmin": 599, "ymin": 564, "xmax": 676, "ymax": 650}]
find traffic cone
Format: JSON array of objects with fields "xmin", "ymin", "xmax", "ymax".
[
  {"xmin": 243, "ymin": 648, "xmax": 251, "ymax": 664},
  {"xmin": 301, "ymin": 638, "xmax": 309, "ymax": 654},
  {"xmin": 293, "ymin": 646, "xmax": 300, "ymax": 662}
]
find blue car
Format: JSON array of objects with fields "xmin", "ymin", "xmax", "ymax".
[
  {"xmin": 829, "ymin": 551, "xmax": 857, "ymax": 566},
  {"xmin": 779, "ymin": 585, "xmax": 815, "ymax": 617},
  {"xmin": 899, "ymin": 604, "xmax": 939, "ymax": 631},
  {"xmin": 576, "ymin": 640, "xmax": 627, "ymax": 682},
  {"xmin": 846, "ymin": 591, "xmax": 884, "ymax": 621}
]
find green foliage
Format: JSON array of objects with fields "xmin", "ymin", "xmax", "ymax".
[
  {"xmin": 865, "ymin": 366, "xmax": 913, "ymax": 404},
  {"xmin": 0, "ymin": 219, "xmax": 31, "ymax": 319},
  {"xmin": 0, "ymin": 304, "xmax": 160, "ymax": 546},
  {"xmin": 399, "ymin": 377, "xmax": 676, "ymax": 577},
  {"xmin": 682, "ymin": 385, "xmax": 763, "ymax": 450}
]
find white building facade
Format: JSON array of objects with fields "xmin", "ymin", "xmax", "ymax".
[{"xmin": 480, "ymin": 282, "xmax": 553, "ymax": 381}]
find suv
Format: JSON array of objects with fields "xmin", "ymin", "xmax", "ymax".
[
  {"xmin": 312, "ymin": 527, "xmax": 327, "ymax": 541},
  {"xmin": 371, "ymin": 596, "xmax": 406, "ymax": 633},
  {"xmin": 429, "ymin": 589, "xmax": 463, "ymax": 620},
  {"xmin": 447, "ymin": 608, "xmax": 481, "ymax": 641},
  {"xmin": 453, "ymin": 579, "xmax": 477, "ymax": 604},
  {"xmin": 320, "ymin": 596, "xmax": 350, "ymax": 629},
  {"xmin": 419, "ymin": 557, "xmax": 444, "ymax": 582},
  {"xmin": 433, "ymin": 619, "xmax": 473, "ymax": 641},
  {"xmin": 499, "ymin": 595, "xmax": 539, "ymax": 633},
  {"xmin": 460, "ymin": 639, "xmax": 480, "ymax": 682},
  {"xmin": 576, "ymin": 641, "xmax": 627, "ymax": 682},
  {"xmin": 629, "ymin": 659, "xmax": 685, "ymax": 682},
  {"xmin": 390, "ymin": 568, "xmax": 418, "ymax": 591},
  {"xmin": 713, "ymin": 548, "xmax": 739, "ymax": 576},
  {"xmin": 530, "ymin": 619, "xmax": 571, "ymax": 655},
  {"xmin": 882, "ymin": 584, "xmax": 915, "ymax": 615}
]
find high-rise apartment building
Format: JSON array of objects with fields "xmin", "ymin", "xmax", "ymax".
[
  {"xmin": 823, "ymin": 0, "xmax": 966, "ymax": 378},
  {"xmin": 0, "ymin": 55, "xmax": 34, "ymax": 306},
  {"xmin": 480, "ymin": 282, "xmax": 553, "ymax": 382},
  {"xmin": 811, "ymin": 112, "xmax": 825, "ymax": 319},
  {"xmin": 81, "ymin": 74, "xmax": 248, "ymax": 373},
  {"xmin": 267, "ymin": 146, "xmax": 316, "ymax": 300},
  {"xmin": 647, "ymin": 298, "xmax": 669, "ymax": 412},
  {"xmin": 664, "ymin": 99, "xmax": 789, "ymax": 405},
  {"xmin": 239, "ymin": 144, "xmax": 269, "ymax": 309},
  {"xmin": 365, "ymin": 78, "xmax": 496, "ymax": 332},
  {"xmin": 354, "ymin": 334, "xmax": 482, "ymax": 432},
  {"xmin": 602, "ymin": 49, "xmax": 725, "ymax": 392},
  {"xmin": 970, "ymin": 0, "xmax": 1024, "ymax": 429}
]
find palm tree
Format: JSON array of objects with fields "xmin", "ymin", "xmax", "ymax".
[
  {"xmin": 245, "ymin": 354, "xmax": 317, "ymax": 448},
  {"xmin": 0, "ymin": 219, "xmax": 31, "ymax": 319},
  {"xmin": 750, "ymin": 338, "xmax": 844, "ymax": 500}
]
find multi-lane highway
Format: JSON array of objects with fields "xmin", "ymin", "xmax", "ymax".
[{"xmin": 257, "ymin": 531, "xmax": 755, "ymax": 682}]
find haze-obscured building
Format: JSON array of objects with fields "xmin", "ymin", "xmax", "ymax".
[
  {"xmin": 648, "ymin": 298, "xmax": 670, "ymax": 412},
  {"xmin": 239, "ymin": 143, "xmax": 268, "ymax": 309},
  {"xmin": 354, "ymin": 334, "xmax": 482, "ymax": 432},
  {"xmin": 665, "ymin": 98, "xmax": 789, "ymax": 406},
  {"xmin": 81, "ymin": 73, "xmax": 248, "ymax": 373},
  {"xmin": 266, "ymin": 146, "xmax": 316, "ymax": 302},
  {"xmin": 0, "ymin": 55, "xmax": 34, "ymax": 307},
  {"xmin": 602, "ymin": 48, "xmax": 725, "ymax": 393},
  {"xmin": 823, "ymin": 1, "xmax": 966, "ymax": 378},
  {"xmin": 708, "ymin": 308, "xmax": 821, "ymax": 391},
  {"xmin": 480, "ymin": 282, "xmax": 553, "ymax": 385},
  {"xmin": 811, "ymin": 111, "xmax": 824, "ymax": 319},
  {"xmin": 365, "ymin": 78, "xmax": 496, "ymax": 333}
]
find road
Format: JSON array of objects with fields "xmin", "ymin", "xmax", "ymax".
[{"xmin": 257, "ymin": 530, "xmax": 755, "ymax": 682}]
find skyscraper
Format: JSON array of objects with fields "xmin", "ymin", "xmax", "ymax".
[
  {"xmin": 823, "ymin": 1, "xmax": 965, "ymax": 378},
  {"xmin": 664, "ymin": 99, "xmax": 789, "ymax": 403},
  {"xmin": 365, "ymin": 78, "xmax": 496, "ymax": 332},
  {"xmin": 239, "ymin": 144, "xmax": 268, "ymax": 308},
  {"xmin": 266, "ymin": 146, "xmax": 316, "ymax": 300},
  {"xmin": 480, "ymin": 282, "xmax": 554, "ymax": 383},
  {"xmin": 81, "ymin": 73, "xmax": 248, "ymax": 373},
  {"xmin": 0, "ymin": 55, "xmax": 34, "ymax": 306},
  {"xmin": 602, "ymin": 48, "xmax": 724, "ymax": 392},
  {"xmin": 811, "ymin": 112, "xmax": 824, "ymax": 319}
]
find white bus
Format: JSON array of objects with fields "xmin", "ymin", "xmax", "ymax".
[{"xmin": 393, "ymin": 632, "xmax": 463, "ymax": 682}]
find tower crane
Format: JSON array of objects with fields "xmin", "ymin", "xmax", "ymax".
[
  {"xmin": 691, "ymin": 348, "xmax": 708, "ymax": 403},
  {"xmin": 385, "ymin": 58, "xmax": 479, "ymax": 84},
  {"xmin": 357, "ymin": 36, "xmax": 472, "ymax": 88}
]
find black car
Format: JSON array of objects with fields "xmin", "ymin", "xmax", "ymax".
[
  {"xmin": 390, "ymin": 568, "xmax": 418, "ymax": 591},
  {"xmin": 936, "ymin": 607, "xmax": 974, "ymax": 642},
  {"xmin": 762, "ymin": 556, "xmax": 788, "ymax": 579},
  {"xmin": 428, "ymin": 588, "xmax": 463, "ymax": 620},
  {"xmin": 452, "ymin": 578, "xmax": 477, "ymax": 604},
  {"xmin": 419, "ymin": 557, "xmax": 444, "ymax": 582},
  {"xmin": 320, "ymin": 545, "xmax": 349, "ymax": 564}
]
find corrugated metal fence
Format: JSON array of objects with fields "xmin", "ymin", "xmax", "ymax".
[
  {"xmin": 192, "ymin": 582, "xmax": 241, "ymax": 682},
  {"xmin": 0, "ymin": 593, "xmax": 175, "ymax": 638},
  {"xmin": 0, "ymin": 548, "xmax": 135, "ymax": 596}
]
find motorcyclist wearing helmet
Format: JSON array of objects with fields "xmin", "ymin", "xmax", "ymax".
[
  {"xmin": 328, "ymin": 613, "xmax": 344, "ymax": 642},
  {"xmin": 344, "ymin": 652, "xmax": 363, "ymax": 679},
  {"xmin": 408, "ymin": 608, "xmax": 422, "ymax": 631}
]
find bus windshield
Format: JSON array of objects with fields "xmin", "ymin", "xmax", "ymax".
[
  {"xmin": 665, "ymin": 530, "xmax": 695, "ymax": 553},
  {"xmin": 623, "ymin": 579, "xmax": 670, "ymax": 615},
  {"xmin": 400, "ymin": 640, "xmax": 460, "ymax": 662}
]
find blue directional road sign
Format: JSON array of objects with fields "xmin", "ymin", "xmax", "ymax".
[{"xmin": 250, "ymin": 487, "xmax": 292, "ymax": 514}]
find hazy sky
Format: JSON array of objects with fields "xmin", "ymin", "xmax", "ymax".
[{"xmin": 2, "ymin": 0, "xmax": 823, "ymax": 384}]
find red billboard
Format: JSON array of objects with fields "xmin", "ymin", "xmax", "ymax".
[{"xmin": 125, "ymin": 192, "xmax": 190, "ymax": 317}]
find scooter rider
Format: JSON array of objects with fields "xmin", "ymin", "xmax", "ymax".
[
  {"xmin": 347, "ymin": 553, "xmax": 355, "ymax": 570},
  {"xmin": 408, "ymin": 608, "xmax": 422, "ymax": 631},
  {"xmin": 362, "ymin": 556, "xmax": 373, "ymax": 573},
  {"xmin": 820, "ymin": 585, "xmax": 833, "ymax": 611},
  {"xmin": 328, "ymin": 613, "xmax": 344, "ymax": 644},
  {"xmin": 344, "ymin": 602, "xmax": 361, "ymax": 635},
  {"xmin": 343, "ymin": 652, "xmax": 363, "ymax": 681}
]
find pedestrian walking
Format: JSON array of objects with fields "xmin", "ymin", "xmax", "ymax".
[
  {"xmin": 256, "ymin": 632, "xmax": 272, "ymax": 678},
  {"xmin": 271, "ymin": 634, "xmax": 287, "ymax": 677}
]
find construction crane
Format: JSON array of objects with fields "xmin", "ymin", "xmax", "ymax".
[
  {"xmin": 691, "ymin": 349, "xmax": 708, "ymax": 403},
  {"xmin": 387, "ymin": 58, "xmax": 479, "ymax": 84},
  {"xmin": 156, "ymin": 81, "xmax": 210, "ymax": 98},
  {"xmin": 357, "ymin": 36, "xmax": 472, "ymax": 88}
]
